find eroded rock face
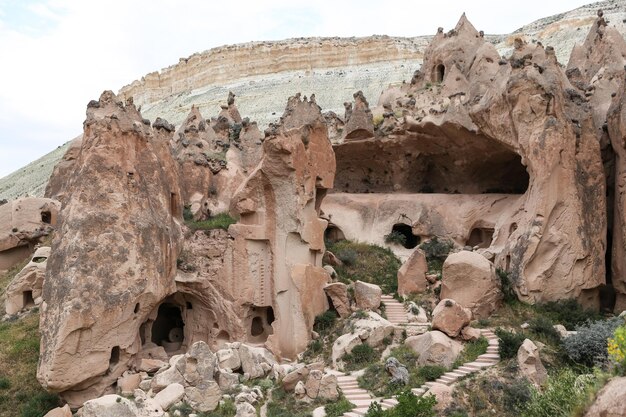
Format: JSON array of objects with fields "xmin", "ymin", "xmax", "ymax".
[
  {"xmin": 323, "ymin": 12, "xmax": 607, "ymax": 309},
  {"xmin": 584, "ymin": 376, "xmax": 626, "ymax": 417},
  {"xmin": 38, "ymin": 91, "xmax": 184, "ymax": 406},
  {"xmin": 342, "ymin": 91, "xmax": 374, "ymax": 141},
  {"xmin": 0, "ymin": 197, "xmax": 59, "ymax": 271},
  {"xmin": 441, "ymin": 251, "xmax": 502, "ymax": 318},
  {"xmin": 397, "ymin": 249, "xmax": 428, "ymax": 296},
  {"xmin": 4, "ymin": 246, "xmax": 50, "ymax": 315},
  {"xmin": 517, "ymin": 339, "xmax": 547, "ymax": 388}
]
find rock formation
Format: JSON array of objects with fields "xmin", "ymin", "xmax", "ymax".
[
  {"xmin": 4, "ymin": 246, "xmax": 49, "ymax": 315},
  {"xmin": 322, "ymin": 12, "xmax": 607, "ymax": 309},
  {"xmin": 37, "ymin": 91, "xmax": 335, "ymax": 405},
  {"xmin": 38, "ymin": 91, "xmax": 185, "ymax": 406},
  {"xmin": 0, "ymin": 197, "xmax": 59, "ymax": 271}
]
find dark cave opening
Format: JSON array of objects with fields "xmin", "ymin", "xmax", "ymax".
[
  {"xmin": 325, "ymin": 224, "xmax": 345, "ymax": 243},
  {"xmin": 435, "ymin": 64, "xmax": 445, "ymax": 83},
  {"xmin": 151, "ymin": 303, "xmax": 185, "ymax": 352},
  {"xmin": 467, "ymin": 227, "xmax": 495, "ymax": 249},
  {"xmin": 390, "ymin": 223, "xmax": 420, "ymax": 249}
]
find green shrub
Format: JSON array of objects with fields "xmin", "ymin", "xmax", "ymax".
[
  {"xmin": 0, "ymin": 378, "xmax": 10, "ymax": 390},
  {"xmin": 417, "ymin": 365, "xmax": 447, "ymax": 381},
  {"xmin": 419, "ymin": 237, "xmax": 453, "ymax": 261},
  {"xmin": 359, "ymin": 345, "xmax": 421, "ymax": 397},
  {"xmin": 521, "ymin": 368, "xmax": 596, "ymax": 417},
  {"xmin": 535, "ymin": 299, "xmax": 601, "ymax": 329},
  {"xmin": 327, "ymin": 240, "xmax": 402, "ymax": 294},
  {"xmin": 453, "ymin": 337, "xmax": 489, "ymax": 368},
  {"xmin": 365, "ymin": 391, "xmax": 437, "ymax": 417},
  {"xmin": 502, "ymin": 379, "xmax": 532, "ymax": 415},
  {"xmin": 384, "ymin": 230, "xmax": 407, "ymax": 246},
  {"xmin": 19, "ymin": 392, "xmax": 60, "ymax": 417},
  {"xmin": 528, "ymin": 316, "xmax": 560, "ymax": 343},
  {"xmin": 183, "ymin": 205, "xmax": 193, "ymax": 221},
  {"xmin": 325, "ymin": 397, "xmax": 355, "ymax": 417},
  {"xmin": 495, "ymin": 328, "xmax": 526, "ymax": 359},
  {"xmin": 496, "ymin": 268, "xmax": 517, "ymax": 304},
  {"xmin": 185, "ymin": 213, "xmax": 237, "ymax": 231},
  {"xmin": 344, "ymin": 344, "xmax": 377, "ymax": 369},
  {"xmin": 563, "ymin": 318, "xmax": 622, "ymax": 367},
  {"xmin": 314, "ymin": 310, "xmax": 338, "ymax": 334}
]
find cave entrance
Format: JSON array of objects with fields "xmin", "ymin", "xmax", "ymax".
[
  {"xmin": 41, "ymin": 211, "xmax": 51, "ymax": 224},
  {"xmin": 325, "ymin": 224, "xmax": 345, "ymax": 244},
  {"xmin": 247, "ymin": 306, "xmax": 275, "ymax": 344},
  {"xmin": 389, "ymin": 223, "xmax": 420, "ymax": 249},
  {"xmin": 467, "ymin": 227, "xmax": 494, "ymax": 249},
  {"xmin": 332, "ymin": 130, "xmax": 530, "ymax": 195},
  {"xmin": 435, "ymin": 64, "xmax": 445, "ymax": 83},
  {"xmin": 151, "ymin": 303, "xmax": 185, "ymax": 353},
  {"xmin": 22, "ymin": 291, "xmax": 34, "ymax": 309}
]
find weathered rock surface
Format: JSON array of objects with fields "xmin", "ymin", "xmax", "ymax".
[
  {"xmin": 584, "ymin": 376, "xmax": 626, "ymax": 417},
  {"xmin": 425, "ymin": 382, "xmax": 453, "ymax": 412},
  {"xmin": 0, "ymin": 197, "xmax": 59, "ymax": 271},
  {"xmin": 4, "ymin": 246, "xmax": 49, "ymax": 315},
  {"xmin": 331, "ymin": 311, "xmax": 394, "ymax": 366},
  {"xmin": 517, "ymin": 339, "xmax": 547, "ymax": 387},
  {"xmin": 405, "ymin": 330, "xmax": 462, "ymax": 368},
  {"xmin": 38, "ymin": 91, "xmax": 184, "ymax": 407},
  {"xmin": 385, "ymin": 357, "xmax": 409, "ymax": 385},
  {"xmin": 441, "ymin": 251, "xmax": 502, "ymax": 318},
  {"xmin": 354, "ymin": 280, "xmax": 382, "ymax": 310},
  {"xmin": 431, "ymin": 299, "xmax": 472, "ymax": 337},
  {"xmin": 397, "ymin": 249, "xmax": 428, "ymax": 295},
  {"xmin": 324, "ymin": 282, "xmax": 350, "ymax": 317},
  {"xmin": 43, "ymin": 405, "xmax": 72, "ymax": 417}
]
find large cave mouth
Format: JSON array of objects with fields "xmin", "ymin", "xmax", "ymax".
[
  {"xmin": 151, "ymin": 302, "xmax": 185, "ymax": 352},
  {"xmin": 333, "ymin": 127, "xmax": 530, "ymax": 194}
]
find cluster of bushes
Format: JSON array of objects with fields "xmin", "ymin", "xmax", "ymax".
[
  {"xmin": 365, "ymin": 391, "xmax": 436, "ymax": 417},
  {"xmin": 419, "ymin": 237, "xmax": 453, "ymax": 276},
  {"xmin": 343, "ymin": 344, "xmax": 377, "ymax": 370},
  {"xmin": 384, "ymin": 230, "xmax": 407, "ymax": 246},
  {"xmin": 563, "ymin": 317, "xmax": 622, "ymax": 367},
  {"xmin": 325, "ymin": 397, "xmax": 355, "ymax": 417},
  {"xmin": 326, "ymin": 240, "xmax": 401, "ymax": 294},
  {"xmin": 185, "ymin": 213, "xmax": 237, "ymax": 232}
]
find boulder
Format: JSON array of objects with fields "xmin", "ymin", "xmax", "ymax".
[
  {"xmin": 425, "ymin": 383, "xmax": 453, "ymax": 412},
  {"xmin": 461, "ymin": 326, "xmax": 482, "ymax": 341},
  {"xmin": 553, "ymin": 324, "xmax": 569, "ymax": 339},
  {"xmin": 331, "ymin": 333, "xmax": 362, "ymax": 366},
  {"xmin": 584, "ymin": 376, "xmax": 626, "ymax": 417},
  {"xmin": 282, "ymin": 367, "xmax": 310, "ymax": 391},
  {"xmin": 177, "ymin": 341, "xmax": 217, "ymax": 386},
  {"xmin": 43, "ymin": 405, "xmax": 72, "ymax": 417},
  {"xmin": 331, "ymin": 312, "xmax": 395, "ymax": 366},
  {"xmin": 431, "ymin": 299, "xmax": 472, "ymax": 337},
  {"xmin": 235, "ymin": 401, "xmax": 257, "ymax": 417},
  {"xmin": 407, "ymin": 302, "xmax": 429, "ymax": 323},
  {"xmin": 239, "ymin": 344, "xmax": 277, "ymax": 379},
  {"xmin": 318, "ymin": 374, "xmax": 339, "ymax": 400},
  {"xmin": 385, "ymin": 357, "xmax": 409, "ymax": 385},
  {"xmin": 405, "ymin": 331, "xmax": 462, "ymax": 368},
  {"xmin": 354, "ymin": 281, "xmax": 382, "ymax": 310},
  {"xmin": 441, "ymin": 251, "xmax": 502, "ymax": 318},
  {"xmin": 184, "ymin": 381, "xmax": 221, "ymax": 412},
  {"xmin": 517, "ymin": 339, "xmax": 547, "ymax": 388},
  {"xmin": 79, "ymin": 395, "xmax": 138, "ymax": 417},
  {"xmin": 323, "ymin": 265, "xmax": 337, "ymax": 279},
  {"xmin": 217, "ymin": 347, "xmax": 241, "ymax": 371},
  {"xmin": 154, "ymin": 383, "xmax": 184, "ymax": 411},
  {"xmin": 217, "ymin": 369, "xmax": 240, "ymax": 391},
  {"xmin": 305, "ymin": 370, "xmax": 323, "ymax": 399},
  {"xmin": 397, "ymin": 249, "xmax": 428, "ymax": 295},
  {"xmin": 324, "ymin": 283, "xmax": 351, "ymax": 317},
  {"xmin": 117, "ymin": 373, "xmax": 141, "ymax": 396},
  {"xmin": 151, "ymin": 363, "xmax": 185, "ymax": 393}
]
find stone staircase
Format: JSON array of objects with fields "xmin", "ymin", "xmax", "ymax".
[
  {"xmin": 338, "ymin": 324, "xmax": 501, "ymax": 417},
  {"xmin": 380, "ymin": 295, "xmax": 408, "ymax": 325}
]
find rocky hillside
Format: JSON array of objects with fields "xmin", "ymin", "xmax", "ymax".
[{"xmin": 0, "ymin": 0, "xmax": 624, "ymax": 200}]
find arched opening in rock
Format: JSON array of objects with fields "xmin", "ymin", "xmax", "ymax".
[
  {"xmin": 332, "ymin": 128, "xmax": 530, "ymax": 194},
  {"xmin": 247, "ymin": 306, "xmax": 275, "ymax": 343},
  {"xmin": 388, "ymin": 223, "xmax": 420, "ymax": 249},
  {"xmin": 22, "ymin": 291, "xmax": 34, "ymax": 309},
  {"xmin": 435, "ymin": 64, "xmax": 445, "ymax": 83},
  {"xmin": 109, "ymin": 346, "xmax": 120, "ymax": 370},
  {"xmin": 151, "ymin": 303, "xmax": 185, "ymax": 353},
  {"xmin": 467, "ymin": 227, "xmax": 494, "ymax": 248},
  {"xmin": 325, "ymin": 224, "xmax": 345, "ymax": 243},
  {"xmin": 41, "ymin": 211, "xmax": 51, "ymax": 224}
]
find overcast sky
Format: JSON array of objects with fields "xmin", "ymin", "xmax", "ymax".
[{"xmin": 0, "ymin": 0, "xmax": 594, "ymax": 178}]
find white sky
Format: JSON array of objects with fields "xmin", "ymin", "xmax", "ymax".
[{"xmin": 0, "ymin": 0, "xmax": 594, "ymax": 178}]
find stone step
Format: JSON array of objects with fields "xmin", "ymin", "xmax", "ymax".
[
  {"xmin": 411, "ymin": 387, "xmax": 426, "ymax": 396},
  {"xmin": 343, "ymin": 394, "xmax": 373, "ymax": 401},
  {"xmin": 382, "ymin": 399, "xmax": 399, "ymax": 406},
  {"xmin": 349, "ymin": 399, "xmax": 375, "ymax": 407},
  {"xmin": 341, "ymin": 388, "xmax": 369, "ymax": 395},
  {"xmin": 476, "ymin": 354, "xmax": 500, "ymax": 361}
]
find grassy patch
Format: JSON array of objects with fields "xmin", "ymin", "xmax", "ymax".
[
  {"xmin": 453, "ymin": 337, "xmax": 488, "ymax": 368},
  {"xmin": 0, "ymin": 314, "xmax": 61, "ymax": 417},
  {"xmin": 266, "ymin": 387, "xmax": 324, "ymax": 417},
  {"xmin": 343, "ymin": 344, "xmax": 378, "ymax": 371},
  {"xmin": 325, "ymin": 397, "xmax": 355, "ymax": 417},
  {"xmin": 365, "ymin": 390, "xmax": 437, "ymax": 417},
  {"xmin": 327, "ymin": 241, "xmax": 401, "ymax": 294},
  {"xmin": 495, "ymin": 328, "xmax": 526, "ymax": 360},
  {"xmin": 185, "ymin": 213, "xmax": 237, "ymax": 232},
  {"xmin": 357, "ymin": 345, "xmax": 444, "ymax": 398}
]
